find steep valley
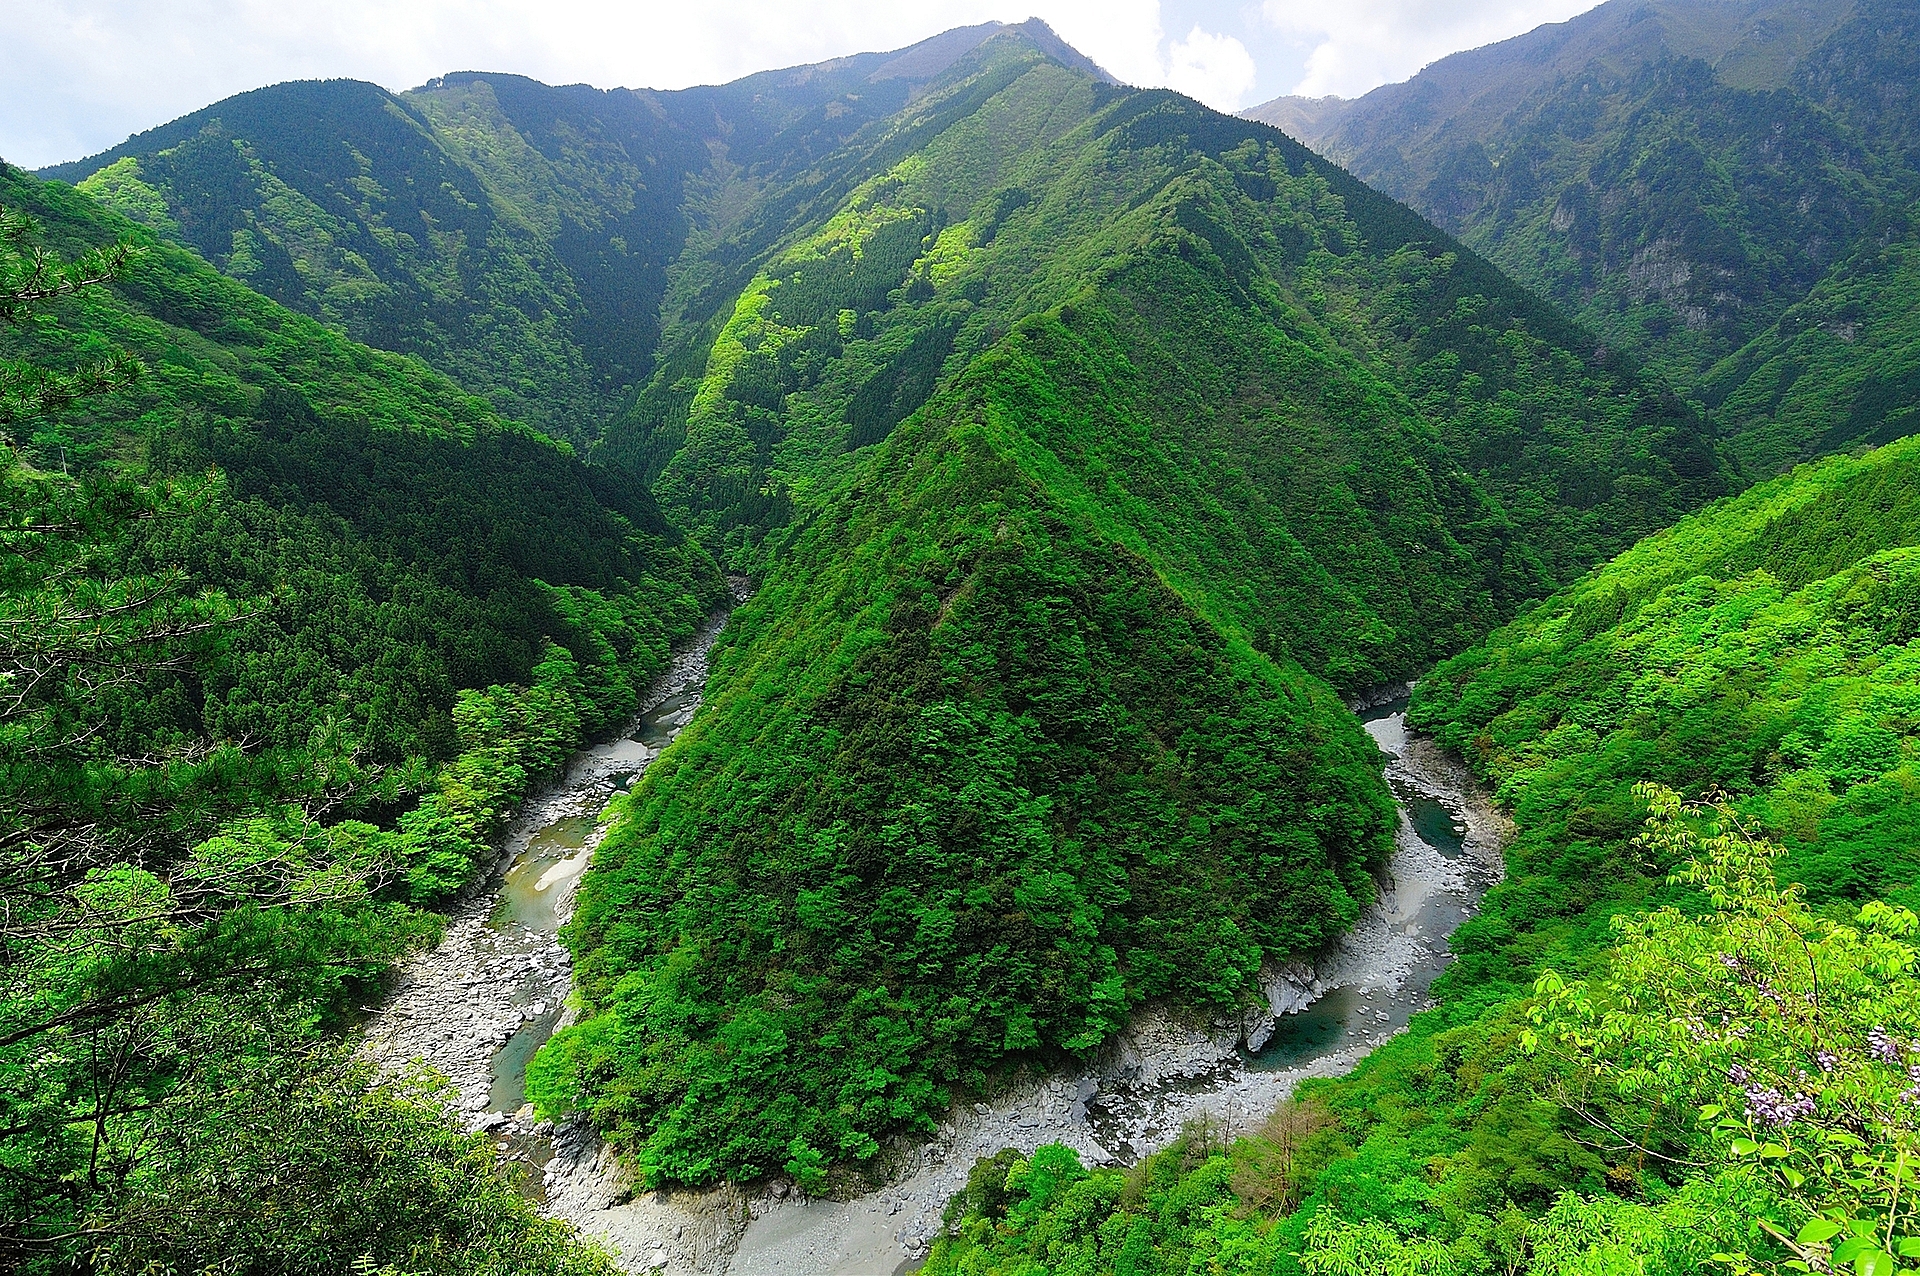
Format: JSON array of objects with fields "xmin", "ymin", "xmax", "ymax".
[{"xmin": 10, "ymin": 6, "xmax": 1920, "ymax": 1275}]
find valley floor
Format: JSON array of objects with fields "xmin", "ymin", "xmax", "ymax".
[{"xmin": 365, "ymin": 671, "xmax": 1507, "ymax": 1275}]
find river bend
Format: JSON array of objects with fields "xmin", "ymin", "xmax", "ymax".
[{"xmin": 366, "ymin": 661, "xmax": 1505, "ymax": 1276}]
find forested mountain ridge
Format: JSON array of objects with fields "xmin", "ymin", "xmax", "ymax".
[
  {"xmin": 924, "ymin": 387, "xmax": 1920, "ymax": 1276},
  {"xmin": 1245, "ymin": 0, "xmax": 1920, "ymax": 476},
  {"xmin": 605, "ymin": 29, "xmax": 1721, "ymax": 590},
  {"xmin": 36, "ymin": 22, "xmax": 1103, "ymax": 446},
  {"xmin": 19, "ymin": 11, "xmax": 1864, "ymax": 1267},
  {"xmin": 0, "ymin": 159, "xmax": 718, "ymax": 1270},
  {"xmin": 516, "ymin": 27, "xmax": 1733, "ymax": 1189}
]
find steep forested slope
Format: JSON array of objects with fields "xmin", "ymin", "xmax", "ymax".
[
  {"xmin": 1417, "ymin": 433, "xmax": 1920, "ymax": 929},
  {"xmin": 609, "ymin": 33, "xmax": 1720, "ymax": 609},
  {"xmin": 35, "ymin": 23, "xmax": 1101, "ymax": 445},
  {"xmin": 1246, "ymin": 0, "xmax": 1920, "ymax": 473},
  {"xmin": 535, "ymin": 372, "xmax": 1401, "ymax": 1185},
  {"xmin": 2, "ymin": 164, "xmax": 722, "ymax": 774},
  {"xmin": 0, "ymin": 164, "xmax": 716, "ymax": 1270},
  {"xmin": 526, "ymin": 29, "xmax": 1725, "ymax": 1189},
  {"xmin": 920, "ymin": 407, "xmax": 1920, "ymax": 1276}
]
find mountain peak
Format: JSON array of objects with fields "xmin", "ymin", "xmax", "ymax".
[{"xmin": 865, "ymin": 18, "xmax": 1114, "ymax": 88}]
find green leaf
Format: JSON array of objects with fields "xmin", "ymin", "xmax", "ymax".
[
  {"xmin": 1856, "ymin": 1248, "xmax": 1894, "ymax": 1276},
  {"xmin": 1799, "ymin": 1219, "xmax": 1843, "ymax": 1246},
  {"xmin": 1731, "ymin": 1138, "xmax": 1760, "ymax": 1157},
  {"xmin": 1898, "ymin": 1239, "xmax": 1920, "ymax": 1259}
]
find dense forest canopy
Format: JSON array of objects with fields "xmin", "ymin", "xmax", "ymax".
[
  {"xmin": 0, "ymin": 161, "xmax": 715, "ymax": 1270},
  {"xmin": 923, "ymin": 363, "xmax": 1920, "ymax": 1276},
  {"xmin": 11, "ymin": 0, "xmax": 1920, "ymax": 1270},
  {"xmin": 927, "ymin": 785, "xmax": 1920, "ymax": 1274},
  {"xmin": 1249, "ymin": 0, "xmax": 1920, "ymax": 476},
  {"xmin": 41, "ymin": 20, "xmax": 1740, "ymax": 1195},
  {"xmin": 501, "ymin": 25, "xmax": 1744, "ymax": 1191}
]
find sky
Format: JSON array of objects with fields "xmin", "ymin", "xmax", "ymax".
[{"xmin": 4, "ymin": 0, "xmax": 1605, "ymax": 171}]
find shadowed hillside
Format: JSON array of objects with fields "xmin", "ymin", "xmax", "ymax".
[{"xmin": 1246, "ymin": 0, "xmax": 1920, "ymax": 477}]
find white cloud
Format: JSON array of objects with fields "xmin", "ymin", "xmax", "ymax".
[
  {"xmin": 7, "ymin": 0, "xmax": 1169, "ymax": 168},
  {"xmin": 1164, "ymin": 25, "xmax": 1258, "ymax": 111},
  {"xmin": 1262, "ymin": 0, "xmax": 1599, "ymax": 98},
  {"xmin": 1, "ymin": 0, "xmax": 1601, "ymax": 169}
]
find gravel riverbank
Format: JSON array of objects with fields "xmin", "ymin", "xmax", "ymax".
[
  {"xmin": 531, "ymin": 693, "xmax": 1509, "ymax": 1275},
  {"xmin": 364, "ymin": 658, "xmax": 1504, "ymax": 1276},
  {"xmin": 360, "ymin": 605, "xmax": 732, "ymax": 1148}
]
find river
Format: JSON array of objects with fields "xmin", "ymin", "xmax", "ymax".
[
  {"xmin": 360, "ymin": 602, "xmax": 735, "ymax": 1189},
  {"xmin": 365, "ymin": 654, "xmax": 1506, "ymax": 1275}
]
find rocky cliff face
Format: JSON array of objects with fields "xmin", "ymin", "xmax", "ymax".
[{"xmin": 1242, "ymin": 0, "xmax": 1907, "ymax": 403}]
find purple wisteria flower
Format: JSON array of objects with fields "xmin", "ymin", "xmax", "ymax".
[
  {"xmin": 1727, "ymin": 1063, "xmax": 1751, "ymax": 1086},
  {"xmin": 1816, "ymin": 1049, "xmax": 1839, "ymax": 1074},
  {"xmin": 1870, "ymin": 1025, "xmax": 1901, "ymax": 1065},
  {"xmin": 1744, "ymin": 1084, "xmax": 1817, "ymax": 1127}
]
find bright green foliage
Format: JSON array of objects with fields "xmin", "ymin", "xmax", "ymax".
[
  {"xmin": 1, "ymin": 165, "xmax": 707, "ymax": 1267},
  {"xmin": 0, "ymin": 206, "xmax": 141, "ymax": 421},
  {"xmin": 1415, "ymin": 433, "xmax": 1920, "ymax": 969},
  {"xmin": 919, "ymin": 420, "xmax": 1920, "ymax": 1269},
  {"xmin": 1206, "ymin": 435, "xmax": 1920, "ymax": 1269},
  {"xmin": 531, "ymin": 27, "xmax": 1730, "ymax": 1190},
  {"xmin": 532, "ymin": 383, "xmax": 1397, "ymax": 1184},
  {"xmin": 923, "ymin": 1116, "xmax": 1322, "ymax": 1275},
  {"xmin": 1235, "ymin": 440, "xmax": 1920, "ymax": 1268},
  {"xmin": 924, "ymin": 790, "xmax": 1920, "ymax": 1274},
  {"xmin": 1531, "ymin": 785, "xmax": 1920, "ymax": 1275},
  {"xmin": 921, "ymin": 1105, "xmax": 1754, "ymax": 1273}
]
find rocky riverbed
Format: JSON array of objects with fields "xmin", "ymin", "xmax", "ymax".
[
  {"xmin": 361, "ymin": 602, "xmax": 734, "ymax": 1163},
  {"xmin": 526, "ymin": 690, "xmax": 1509, "ymax": 1275},
  {"xmin": 365, "ymin": 659, "xmax": 1505, "ymax": 1276}
]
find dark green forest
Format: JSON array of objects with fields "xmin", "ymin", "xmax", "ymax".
[
  {"xmin": 11, "ymin": 3, "xmax": 1920, "ymax": 1273},
  {"xmin": 1258, "ymin": 0, "xmax": 1920, "ymax": 477},
  {"xmin": 0, "ymin": 162, "xmax": 717, "ymax": 1269}
]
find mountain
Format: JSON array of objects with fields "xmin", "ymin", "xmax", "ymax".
[
  {"xmin": 1245, "ymin": 0, "xmax": 1920, "ymax": 474},
  {"xmin": 924, "ymin": 406, "xmax": 1920, "ymax": 1276},
  {"xmin": 16, "ymin": 1, "xmax": 1920, "ymax": 1269},
  {"xmin": 500, "ymin": 26, "xmax": 1732, "ymax": 1187},
  {"xmin": 1248, "ymin": 0, "xmax": 1859, "ymax": 164},
  {"xmin": 21, "ymin": 6, "xmax": 1777, "ymax": 1233},
  {"xmin": 1, "ymin": 158, "xmax": 719, "ymax": 1267},
  {"xmin": 36, "ymin": 22, "xmax": 1105, "ymax": 446}
]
